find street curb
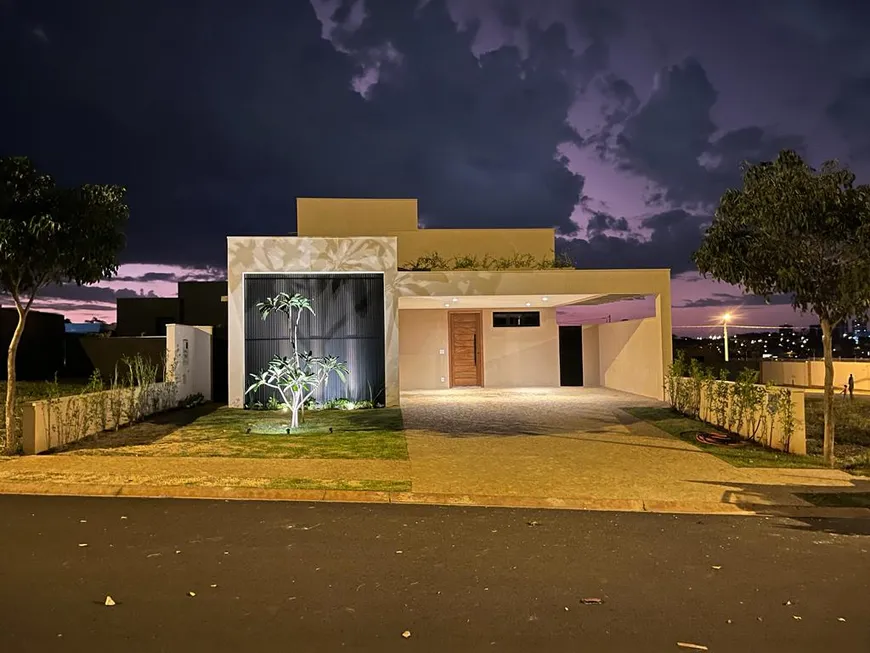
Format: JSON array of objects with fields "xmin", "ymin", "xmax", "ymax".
[{"xmin": 0, "ymin": 482, "xmax": 868, "ymax": 519}]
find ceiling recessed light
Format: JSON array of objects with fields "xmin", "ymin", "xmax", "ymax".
[
  {"xmin": 452, "ymin": 297, "xmax": 458, "ymax": 302},
  {"xmin": 525, "ymin": 302, "xmax": 531, "ymax": 307},
  {"xmin": 443, "ymin": 303, "xmax": 451, "ymax": 308},
  {"xmin": 542, "ymin": 296, "xmax": 549, "ymax": 301}
]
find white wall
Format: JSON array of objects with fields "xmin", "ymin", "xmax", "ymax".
[
  {"xmin": 596, "ymin": 317, "xmax": 663, "ymax": 400},
  {"xmin": 481, "ymin": 308, "xmax": 559, "ymax": 388},
  {"xmin": 166, "ymin": 324, "xmax": 213, "ymax": 401},
  {"xmin": 399, "ymin": 309, "xmax": 450, "ymax": 390},
  {"xmin": 581, "ymin": 325, "xmax": 601, "ymax": 387},
  {"xmin": 762, "ymin": 359, "xmax": 870, "ymax": 391},
  {"xmin": 398, "ymin": 307, "xmax": 560, "ymax": 390}
]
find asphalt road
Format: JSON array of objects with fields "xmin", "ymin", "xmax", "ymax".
[{"xmin": 0, "ymin": 496, "xmax": 867, "ymax": 652}]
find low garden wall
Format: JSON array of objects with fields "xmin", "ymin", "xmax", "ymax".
[
  {"xmin": 21, "ymin": 382, "xmax": 178, "ymax": 454},
  {"xmin": 18, "ymin": 323, "xmax": 213, "ymax": 455},
  {"xmin": 667, "ymin": 375, "xmax": 806, "ymax": 455}
]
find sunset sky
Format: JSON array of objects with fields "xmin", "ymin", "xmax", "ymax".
[{"xmin": 2, "ymin": 0, "xmax": 869, "ymax": 334}]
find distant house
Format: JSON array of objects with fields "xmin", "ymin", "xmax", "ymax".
[
  {"xmin": 114, "ymin": 281, "xmax": 227, "ymax": 336},
  {"xmin": 113, "ymin": 280, "xmax": 228, "ymax": 401}
]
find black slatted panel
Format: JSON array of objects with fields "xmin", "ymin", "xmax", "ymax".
[{"xmin": 244, "ymin": 273, "xmax": 386, "ymax": 406}]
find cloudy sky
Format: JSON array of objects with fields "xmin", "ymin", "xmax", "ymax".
[{"xmin": 2, "ymin": 0, "xmax": 869, "ymax": 332}]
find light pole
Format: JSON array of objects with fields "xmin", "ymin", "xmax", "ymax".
[{"xmin": 722, "ymin": 313, "xmax": 732, "ymax": 362}]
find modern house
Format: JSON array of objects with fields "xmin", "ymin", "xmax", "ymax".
[{"xmin": 227, "ymin": 198, "xmax": 672, "ymax": 408}]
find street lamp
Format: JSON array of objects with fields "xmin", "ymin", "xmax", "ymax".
[{"xmin": 722, "ymin": 312, "xmax": 732, "ymax": 362}]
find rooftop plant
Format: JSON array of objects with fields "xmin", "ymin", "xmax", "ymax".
[{"xmin": 400, "ymin": 250, "xmax": 574, "ymax": 272}]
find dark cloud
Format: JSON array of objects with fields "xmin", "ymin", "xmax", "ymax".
[
  {"xmin": 2, "ymin": 285, "xmax": 158, "ymax": 305},
  {"xmin": 827, "ymin": 76, "xmax": 870, "ymax": 162},
  {"xmin": 557, "ymin": 209, "xmax": 708, "ymax": 274},
  {"xmin": 592, "ymin": 58, "xmax": 805, "ymax": 207},
  {"xmin": 586, "ymin": 211, "xmax": 630, "ymax": 234},
  {"xmin": 0, "ymin": 0, "xmax": 617, "ymax": 268},
  {"xmin": 681, "ymin": 293, "xmax": 795, "ymax": 309},
  {"xmin": 112, "ymin": 269, "xmax": 226, "ymax": 284}
]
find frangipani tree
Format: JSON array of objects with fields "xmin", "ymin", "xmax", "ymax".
[
  {"xmin": 693, "ymin": 150, "xmax": 870, "ymax": 466},
  {"xmin": 245, "ymin": 292, "xmax": 348, "ymax": 429}
]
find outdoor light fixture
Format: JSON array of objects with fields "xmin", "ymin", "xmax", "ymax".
[{"xmin": 721, "ymin": 312, "xmax": 732, "ymax": 362}]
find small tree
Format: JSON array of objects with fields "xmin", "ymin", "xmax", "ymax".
[
  {"xmin": 693, "ymin": 150, "xmax": 870, "ymax": 466},
  {"xmin": 245, "ymin": 292, "xmax": 348, "ymax": 429},
  {"xmin": 0, "ymin": 157, "xmax": 128, "ymax": 453}
]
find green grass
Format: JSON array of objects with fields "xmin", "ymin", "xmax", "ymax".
[
  {"xmin": 61, "ymin": 404, "xmax": 409, "ymax": 460},
  {"xmin": 805, "ymin": 396, "xmax": 870, "ymax": 474},
  {"xmin": 796, "ymin": 492, "xmax": 870, "ymax": 508},
  {"xmin": 623, "ymin": 406, "xmax": 826, "ymax": 469}
]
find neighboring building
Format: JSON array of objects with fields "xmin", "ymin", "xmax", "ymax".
[
  {"xmin": 115, "ymin": 297, "xmax": 181, "ymax": 336},
  {"xmin": 113, "ymin": 280, "xmax": 228, "ymax": 401},
  {"xmin": 0, "ymin": 307, "xmax": 65, "ymax": 381},
  {"xmin": 227, "ymin": 198, "xmax": 673, "ymax": 408}
]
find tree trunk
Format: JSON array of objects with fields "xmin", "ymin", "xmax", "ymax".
[
  {"xmin": 5, "ymin": 303, "xmax": 29, "ymax": 454},
  {"xmin": 821, "ymin": 318, "xmax": 836, "ymax": 467}
]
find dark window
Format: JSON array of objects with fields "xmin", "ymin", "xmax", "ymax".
[{"xmin": 492, "ymin": 311, "xmax": 541, "ymax": 328}]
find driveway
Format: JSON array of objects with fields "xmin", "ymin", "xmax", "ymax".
[{"xmin": 400, "ymin": 388, "xmax": 857, "ymax": 506}]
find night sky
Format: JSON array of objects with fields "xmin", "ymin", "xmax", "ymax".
[{"xmin": 2, "ymin": 0, "xmax": 869, "ymax": 332}]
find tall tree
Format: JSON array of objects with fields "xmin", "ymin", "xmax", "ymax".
[
  {"xmin": 693, "ymin": 150, "xmax": 870, "ymax": 465},
  {"xmin": 0, "ymin": 157, "xmax": 128, "ymax": 453}
]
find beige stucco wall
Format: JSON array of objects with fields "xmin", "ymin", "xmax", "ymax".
[
  {"xmin": 399, "ymin": 307, "xmax": 559, "ymax": 390},
  {"xmin": 226, "ymin": 236, "xmax": 399, "ymax": 408},
  {"xmin": 394, "ymin": 229, "xmax": 556, "ymax": 266},
  {"xmin": 399, "ymin": 309, "xmax": 449, "ymax": 390},
  {"xmin": 596, "ymin": 317, "xmax": 664, "ymax": 400},
  {"xmin": 481, "ymin": 308, "xmax": 559, "ymax": 388},
  {"xmin": 581, "ymin": 325, "xmax": 601, "ymax": 387},
  {"xmin": 761, "ymin": 360, "xmax": 870, "ymax": 390},
  {"xmin": 297, "ymin": 198, "xmax": 418, "ymax": 236},
  {"xmin": 295, "ymin": 198, "xmax": 555, "ymax": 264}
]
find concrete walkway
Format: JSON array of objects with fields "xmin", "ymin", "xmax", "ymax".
[
  {"xmin": 0, "ymin": 455, "xmax": 409, "ymax": 488},
  {"xmin": 401, "ymin": 388, "xmax": 861, "ymax": 507}
]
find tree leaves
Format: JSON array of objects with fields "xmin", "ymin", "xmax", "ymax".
[
  {"xmin": 0, "ymin": 156, "xmax": 129, "ymax": 301},
  {"xmin": 693, "ymin": 150, "xmax": 870, "ymax": 325}
]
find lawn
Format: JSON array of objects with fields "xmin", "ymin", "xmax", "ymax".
[
  {"xmin": 805, "ymin": 395, "xmax": 870, "ymax": 473},
  {"xmin": 623, "ymin": 406, "xmax": 826, "ymax": 469},
  {"xmin": 58, "ymin": 403, "xmax": 409, "ymax": 460}
]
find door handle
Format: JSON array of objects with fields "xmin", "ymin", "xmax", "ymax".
[{"xmin": 473, "ymin": 333, "xmax": 477, "ymax": 362}]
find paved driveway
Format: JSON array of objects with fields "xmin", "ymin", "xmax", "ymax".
[{"xmin": 400, "ymin": 388, "xmax": 857, "ymax": 506}]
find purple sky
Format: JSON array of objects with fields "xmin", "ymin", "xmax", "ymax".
[{"xmin": 3, "ymin": 0, "xmax": 870, "ymax": 331}]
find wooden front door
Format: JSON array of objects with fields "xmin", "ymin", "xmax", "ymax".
[{"xmin": 449, "ymin": 311, "xmax": 483, "ymax": 387}]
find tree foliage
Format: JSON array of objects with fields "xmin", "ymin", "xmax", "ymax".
[
  {"xmin": 0, "ymin": 156, "xmax": 128, "ymax": 453},
  {"xmin": 693, "ymin": 149, "xmax": 870, "ymax": 464},
  {"xmin": 245, "ymin": 292, "xmax": 349, "ymax": 429}
]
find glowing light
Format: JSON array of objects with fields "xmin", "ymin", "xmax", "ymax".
[{"xmin": 722, "ymin": 312, "xmax": 732, "ymax": 323}]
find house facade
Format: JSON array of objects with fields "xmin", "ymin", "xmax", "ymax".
[{"xmin": 227, "ymin": 198, "xmax": 672, "ymax": 408}]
